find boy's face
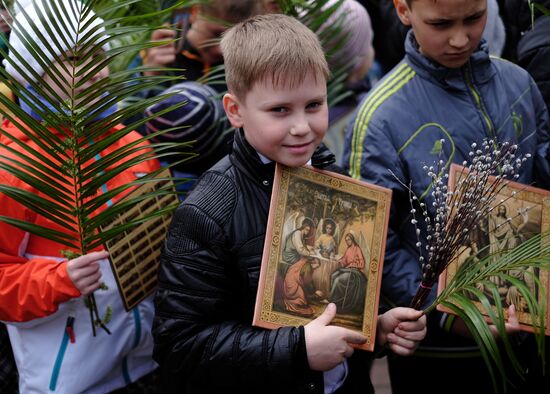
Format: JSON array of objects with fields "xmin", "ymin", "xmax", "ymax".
[
  {"xmin": 187, "ymin": 14, "xmax": 227, "ymax": 65},
  {"xmin": 223, "ymin": 74, "xmax": 328, "ymax": 168},
  {"xmin": 42, "ymin": 50, "xmax": 109, "ymax": 104},
  {"xmin": 394, "ymin": 0, "xmax": 487, "ymax": 69}
]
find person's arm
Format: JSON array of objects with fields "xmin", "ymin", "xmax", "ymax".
[
  {"xmin": 153, "ymin": 194, "xmax": 312, "ymax": 390},
  {"xmin": 0, "ymin": 172, "xmax": 112, "ymax": 322},
  {"xmin": 355, "ymin": 246, "xmax": 366, "ymax": 269},
  {"xmin": 0, "ymin": 255, "xmax": 80, "ymax": 322},
  {"xmin": 292, "ymin": 230, "xmax": 311, "ymax": 256}
]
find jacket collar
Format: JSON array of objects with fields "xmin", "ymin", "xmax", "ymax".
[
  {"xmin": 404, "ymin": 30, "xmax": 496, "ymax": 90},
  {"xmin": 231, "ymin": 129, "xmax": 276, "ymax": 189},
  {"xmin": 230, "ymin": 129, "xmax": 337, "ymax": 190}
]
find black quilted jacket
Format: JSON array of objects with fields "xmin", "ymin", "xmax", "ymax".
[{"xmin": 152, "ymin": 129, "xmax": 374, "ymax": 394}]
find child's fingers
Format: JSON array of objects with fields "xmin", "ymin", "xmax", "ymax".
[
  {"xmin": 386, "ymin": 334, "xmax": 419, "ymax": 356},
  {"xmin": 75, "ymin": 270, "xmax": 102, "ymax": 295},
  {"xmin": 392, "ymin": 307, "xmax": 424, "ymax": 321},
  {"xmin": 393, "ymin": 326, "xmax": 426, "ymax": 342},
  {"xmin": 67, "ymin": 251, "xmax": 108, "ymax": 292},
  {"xmin": 310, "ymin": 303, "xmax": 337, "ymax": 327},
  {"xmin": 343, "ymin": 329, "xmax": 367, "ymax": 345},
  {"xmin": 80, "ymin": 279, "xmax": 102, "ymax": 296},
  {"xmin": 80, "ymin": 270, "xmax": 102, "ymax": 287},
  {"xmin": 507, "ymin": 304, "xmax": 519, "ymax": 326},
  {"xmin": 71, "ymin": 262, "xmax": 100, "ymax": 281},
  {"xmin": 69, "ymin": 251, "xmax": 109, "ymax": 268},
  {"xmin": 397, "ymin": 319, "xmax": 427, "ymax": 333},
  {"xmin": 151, "ymin": 28, "xmax": 176, "ymax": 41}
]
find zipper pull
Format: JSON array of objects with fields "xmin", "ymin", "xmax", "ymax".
[{"xmin": 65, "ymin": 316, "xmax": 75, "ymax": 343}]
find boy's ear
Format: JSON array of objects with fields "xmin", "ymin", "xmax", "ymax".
[
  {"xmin": 394, "ymin": 0, "xmax": 412, "ymax": 26},
  {"xmin": 223, "ymin": 93, "xmax": 244, "ymax": 128}
]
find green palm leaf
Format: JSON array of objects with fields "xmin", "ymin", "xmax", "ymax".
[
  {"xmin": 427, "ymin": 232, "xmax": 550, "ymax": 392},
  {"xmin": 0, "ymin": 0, "xmax": 193, "ymax": 333}
]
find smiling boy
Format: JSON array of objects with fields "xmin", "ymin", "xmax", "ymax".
[
  {"xmin": 343, "ymin": 0, "xmax": 550, "ymax": 392},
  {"xmin": 153, "ymin": 13, "xmax": 428, "ymax": 394}
]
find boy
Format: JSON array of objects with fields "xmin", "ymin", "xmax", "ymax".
[
  {"xmin": 153, "ymin": 13, "xmax": 427, "ymax": 394},
  {"xmin": 343, "ymin": 0, "xmax": 550, "ymax": 392},
  {"xmin": 143, "ymin": 0, "xmax": 262, "ymax": 89},
  {"xmin": 0, "ymin": 1, "xmax": 160, "ymax": 392}
]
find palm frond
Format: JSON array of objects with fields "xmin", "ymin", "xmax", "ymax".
[
  {"xmin": 0, "ymin": 0, "xmax": 194, "ymax": 332},
  {"xmin": 426, "ymin": 232, "xmax": 550, "ymax": 391}
]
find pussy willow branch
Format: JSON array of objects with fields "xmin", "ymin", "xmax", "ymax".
[{"xmin": 395, "ymin": 140, "xmax": 528, "ymax": 310}]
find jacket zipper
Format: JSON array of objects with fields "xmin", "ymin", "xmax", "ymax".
[
  {"xmin": 49, "ymin": 316, "xmax": 75, "ymax": 391},
  {"xmin": 121, "ymin": 307, "xmax": 142, "ymax": 385}
]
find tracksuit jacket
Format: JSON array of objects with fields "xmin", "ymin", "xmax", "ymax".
[{"xmin": 343, "ymin": 30, "xmax": 550, "ymax": 348}]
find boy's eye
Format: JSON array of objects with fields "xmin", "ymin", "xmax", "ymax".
[
  {"xmin": 307, "ymin": 101, "xmax": 322, "ymax": 110},
  {"xmin": 429, "ymin": 21, "xmax": 449, "ymax": 28},
  {"xmin": 465, "ymin": 14, "xmax": 483, "ymax": 24},
  {"xmin": 270, "ymin": 107, "xmax": 288, "ymax": 113}
]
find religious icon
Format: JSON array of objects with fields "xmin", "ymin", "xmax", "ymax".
[
  {"xmin": 253, "ymin": 164, "xmax": 392, "ymax": 351},
  {"xmin": 438, "ymin": 164, "xmax": 550, "ymax": 335}
]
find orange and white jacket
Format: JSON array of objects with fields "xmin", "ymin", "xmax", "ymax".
[{"xmin": 0, "ymin": 119, "xmax": 160, "ymax": 393}]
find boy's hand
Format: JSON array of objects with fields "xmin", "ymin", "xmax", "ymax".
[
  {"xmin": 377, "ymin": 307, "xmax": 426, "ymax": 356},
  {"xmin": 66, "ymin": 251, "xmax": 108, "ymax": 295},
  {"xmin": 144, "ymin": 28, "xmax": 177, "ymax": 76},
  {"xmin": 304, "ymin": 303, "xmax": 367, "ymax": 371}
]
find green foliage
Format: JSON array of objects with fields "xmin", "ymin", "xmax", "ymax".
[
  {"xmin": 0, "ymin": 0, "xmax": 193, "ymax": 332},
  {"xmin": 89, "ymin": 0, "xmax": 195, "ymax": 72},
  {"xmin": 533, "ymin": 2, "xmax": 550, "ymax": 18},
  {"xmin": 426, "ymin": 232, "xmax": 550, "ymax": 392}
]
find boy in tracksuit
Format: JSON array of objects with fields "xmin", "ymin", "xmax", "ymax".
[{"xmin": 343, "ymin": 0, "xmax": 550, "ymax": 393}]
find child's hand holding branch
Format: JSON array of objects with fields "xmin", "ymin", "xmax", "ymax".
[
  {"xmin": 66, "ymin": 251, "xmax": 108, "ymax": 295},
  {"xmin": 377, "ymin": 308, "xmax": 427, "ymax": 356}
]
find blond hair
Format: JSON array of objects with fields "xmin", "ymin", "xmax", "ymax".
[{"xmin": 220, "ymin": 13, "xmax": 329, "ymax": 99}]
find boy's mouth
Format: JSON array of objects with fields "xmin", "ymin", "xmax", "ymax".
[
  {"xmin": 446, "ymin": 50, "xmax": 469, "ymax": 58},
  {"xmin": 284, "ymin": 141, "xmax": 313, "ymax": 153}
]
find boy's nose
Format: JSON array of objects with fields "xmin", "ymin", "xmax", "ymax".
[
  {"xmin": 449, "ymin": 29, "xmax": 469, "ymax": 49},
  {"xmin": 289, "ymin": 116, "xmax": 310, "ymax": 136}
]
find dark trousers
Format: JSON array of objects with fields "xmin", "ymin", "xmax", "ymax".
[{"xmin": 0, "ymin": 323, "xmax": 18, "ymax": 394}]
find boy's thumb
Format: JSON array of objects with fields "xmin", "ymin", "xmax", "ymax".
[{"xmin": 314, "ymin": 303, "xmax": 337, "ymax": 326}]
